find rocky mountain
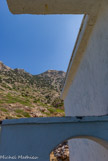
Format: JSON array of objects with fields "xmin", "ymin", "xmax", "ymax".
[
  {"xmin": 0, "ymin": 61, "xmax": 66, "ymax": 120},
  {"xmin": 0, "ymin": 61, "xmax": 11, "ymax": 71}
]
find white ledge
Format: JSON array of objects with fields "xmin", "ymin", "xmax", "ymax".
[{"xmin": 7, "ymin": 0, "xmax": 101, "ymax": 15}]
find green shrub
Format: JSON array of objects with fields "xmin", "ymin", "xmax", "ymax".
[
  {"xmin": 5, "ymin": 94, "xmax": 32, "ymax": 107},
  {"xmin": 0, "ymin": 108, "xmax": 8, "ymax": 112},
  {"xmin": 15, "ymin": 109, "xmax": 24, "ymax": 114},
  {"xmin": 22, "ymin": 112, "xmax": 31, "ymax": 117},
  {"xmin": 15, "ymin": 109, "xmax": 31, "ymax": 118},
  {"xmin": 16, "ymin": 114, "xmax": 22, "ymax": 118},
  {"xmin": 55, "ymin": 108, "xmax": 64, "ymax": 113},
  {"xmin": 48, "ymin": 108, "xmax": 56, "ymax": 113}
]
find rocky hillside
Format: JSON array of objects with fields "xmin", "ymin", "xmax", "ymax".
[{"xmin": 0, "ymin": 61, "xmax": 66, "ymax": 120}]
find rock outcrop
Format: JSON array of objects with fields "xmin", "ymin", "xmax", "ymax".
[{"xmin": 0, "ymin": 61, "xmax": 65, "ymax": 120}]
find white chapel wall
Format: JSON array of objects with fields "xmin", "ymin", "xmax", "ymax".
[{"xmin": 64, "ymin": 2, "xmax": 108, "ymax": 161}]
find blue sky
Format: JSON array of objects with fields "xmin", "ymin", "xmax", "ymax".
[{"xmin": 0, "ymin": 0, "xmax": 83, "ymax": 75}]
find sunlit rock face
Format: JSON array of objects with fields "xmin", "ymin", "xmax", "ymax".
[{"xmin": 0, "ymin": 61, "xmax": 11, "ymax": 71}]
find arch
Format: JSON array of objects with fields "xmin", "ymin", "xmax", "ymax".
[
  {"xmin": 50, "ymin": 136, "xmax": 108, "ymax": 161},
  {"xmin": 0, "ymin": 116, "xmax": 108, "ymax": 161},
  {"xmin": 50, "ymin": 135, "xmax": 108, "ymax": 154}
]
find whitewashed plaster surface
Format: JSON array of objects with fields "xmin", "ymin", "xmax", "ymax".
[{"xmin": 64, "ymin": 2, "xmax": 108, "ymax": 161}]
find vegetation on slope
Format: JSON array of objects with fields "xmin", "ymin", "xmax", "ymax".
[{"xmin": 0, "ymin": 61, "xmax": 65, "ymax": 120}]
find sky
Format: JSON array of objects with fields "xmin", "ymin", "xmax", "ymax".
[{"xmin": 0, "ymin": 0, "xmax": 83, "ymax": 75}]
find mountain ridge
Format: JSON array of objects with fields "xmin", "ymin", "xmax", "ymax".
[
  {"xmin": 0, "ymin": 61, "xmax": 65, "ymax": 76},
  {"xmin": 0, "ymin": 61, "xmax": 66, "ymax": 120}
]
